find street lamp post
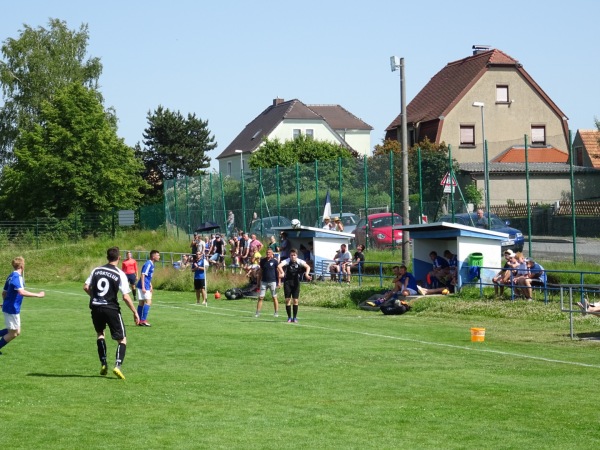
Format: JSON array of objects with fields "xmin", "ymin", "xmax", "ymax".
[
  {"xmin": 235, "ymin": 149, "xmax": 246, "ymax": 231},
  {"xmin": 390, "ymin": 56, "xmax": 410, "ymax": 265},
  {"xmin": 472, "ymin": 101, "xmax": 490, "ymax": 225}
]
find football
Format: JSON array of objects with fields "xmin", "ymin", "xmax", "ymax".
[
  {"xmin": 291, "ymin": 219, "xmax": 301, "ymax": 229},
  {"xmin": 442, "ymin": 288, "xmax": 450, "ymax": 295}
]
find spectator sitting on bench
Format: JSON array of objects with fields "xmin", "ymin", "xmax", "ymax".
[
  {"xmin": 347, "ymin": 244, "xmax": 366, "ymax": 283},
  {"xmin": 492, "ymin": 249, "xmax": 518, "ymax": 296},
  {"xmin": 428, "ymin": 251, "xmax": 449, "ymax": 288},
  {"xmin": 515, "ymin": 258, "xmax": 546, "ymax": 301},
  {"xmin": 328, "ymin": 244, "xmax": 351, "ymax": 281}
]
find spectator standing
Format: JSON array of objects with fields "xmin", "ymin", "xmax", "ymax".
[
  {"xmin": 84, "ymin": 247, "xmax": 138, "ymax": 379},
  {"xmin": 278, "ymin": 249, "xmax": 312, "ymax": 323},
  {"xmin": 136, "ymin": 250, "xmax": 160, "ymax": 327},
  {"xmin": 255, "ymin": 248, "xmax": 280, "ymax": 318},
  {"xmin": 322, "ymin": 216, "xmax": 333, "ymax": 230},
  {"xmin": 0, "ymin": 257, "xmax": 46, "ymax": 355},
  {"xmin": 333, "ymin": 217, "xmax": 345, "ymax": 232},
  {"xmin": 121, "ymin": 251, "xmax": 138, "ymax": 300},
  {"xmin": 227, "ymin": 210, "xmax": 235, "ymax": 238},
  {"xmin": 475, "ymin": 208, "xmax": 488, "ymax": 229},
  {"xmin": 249, "ymin": 233, "xmax": 263, "ymax": 254},
  {"xmin": 279, "ymin": 232, "xmax": 290, "ymax": 260}
]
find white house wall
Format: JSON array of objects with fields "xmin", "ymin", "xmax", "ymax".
[{"xmin": 270, "ymin": 120, "xmax": 344, "ymax": 145}]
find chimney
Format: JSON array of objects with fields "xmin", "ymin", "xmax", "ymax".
[
  {"xmin": 273, "ymin": 98, "xmax": 284, "ymax": 106},
  {"xmin": 472, "ymin": 45, "xmax": 491, "ymax": 55}
]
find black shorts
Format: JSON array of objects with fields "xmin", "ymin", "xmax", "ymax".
[
  {"xmin": 126, "ymin": 273, "xmax": 136, "ymax": 285},
  {"xmin": 91, "ymin": 307, "xmax": 126, "ymax": 341},
  {"xmin": 194, "ymin": 278, "xmax": 206, "ymax": 290},
  {"xmin": 283, "ymin": 280, "xmax": 300, "ymax": 299}
]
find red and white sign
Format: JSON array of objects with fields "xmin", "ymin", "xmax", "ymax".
[{"xmin": 440, "ymin": 172, "xmax": 457, "ymax": 186}]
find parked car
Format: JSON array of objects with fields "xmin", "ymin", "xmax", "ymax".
[
  {"xmin": 249, "ymin": 216, "xmax": 292, "ymax": 237},
  {"xmin": 438, "ymin": 212, "xmax": 524, "ymax": 252},
  {"xmin": 353, "ymin": 213, "xmax": 404, "ymax": 248},
  {"xmin": 314, "ymin": 212, "xmax": 358, "ymax": 234}
]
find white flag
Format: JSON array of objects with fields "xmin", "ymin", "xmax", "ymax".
[{"xmin": 323, "ymin": 190, "xmax": 332, "ymax": 219}]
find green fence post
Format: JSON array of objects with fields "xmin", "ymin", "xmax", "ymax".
[
  {"xmin": 259, "ymin": 167, "xmax": 264, "ymax": 234},
  {"xmin": 296, "ymin": 163, "xmax": 300, "ymax": 220},
  {"xmin": 276, "ymin": 166, "xmax": 281, "ymax": 221},
  {"xmin": 220, "ymin": 172, "xmax": 227, "ymax": 233},
  {"xmin": 210, "ymin": 172, "xmax": 216, "ymax": 223},
  {"xmin": 449, "ymin": 144, "xmax": 455, "ymax": 218},
  {"xmin": 241, "ymin": 164, "xmax": 246, "ymax": 232},
  {"xmin": 315, "ymin": 160, "xmax": 320, "ymax": 221},
  {"xmin": 185, "ymin": 176, "xmax": 190, "ymax": 235},
  {"xmin": 338, "ymin": 157, "xmax": 343, "ymax": 216},
  {"xmin": 200, "ymin": 175, "xmax": 205, "ymax": 224},
  {"xmin": 36, "ymin": 218, "xmax": 40, "ymax": 250}
]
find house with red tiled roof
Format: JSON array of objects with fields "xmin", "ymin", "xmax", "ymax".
[
  {"xmin": 385, "ymin": 46, "xmax": 600, "ymax": 204},
  {"xmin": 572, "ymin": 129, "xmax": 600, "ymax": 168},
  {"xmin": 216, "ymin": 98, "xmax": 372, "ymax": 179}
]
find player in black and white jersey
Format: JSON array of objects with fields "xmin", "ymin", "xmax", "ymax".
[
  {"xmin": 84, "ymin": 247, "xmax": 139, "ymax": 380},
  {"xmin": 277, "ymin": 248, "xmax": 311, "ymax": 323}
]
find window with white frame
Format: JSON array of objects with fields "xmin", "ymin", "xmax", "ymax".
[
  {"xmin": 460, "ymin": 125, "xmax": 475, "ymax": 146},
  {"xmin": 227, "ymin": 161, "xmax": 232, "ymax": 177},
  {"xmin": 496, "ymin": 85, "xmax": 509, "ymax": 103},
  {"xmin": 306, "ymin": 129, "xmax": 314, "ymax": 139},
  {"xmin": 531, "ymin": 125, "xmax": 546, "ymax": 145},
  {"xmin": 293, "ymin": 129, "xmax": 301, "ymax": 139}
]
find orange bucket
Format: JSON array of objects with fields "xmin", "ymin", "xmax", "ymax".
[{"xmin": 470, "ymin": 327, "xmax": 486, "ymax": 342}]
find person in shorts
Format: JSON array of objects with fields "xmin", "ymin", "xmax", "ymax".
[
  {"xmin": 84, "ymin": 247, "xmax": 139, "ymax": 379},
  {"xmin": 191, "ymin": 252, "xmax": 207, "ymax": 305},
  {"xmin": 0, "ymin": 256, "xmax": 45, "ymax": 355},
  {"xmin": 255, "ymin": 248, "xmax": 279, "ymax": 318},
  {"xmin": 121, "ymin": 251, "xmax": 138, "ymax": 300},
  {"xmin": 136, "ymin": 250, "xmax": 160, "ymax": 327},
  {"xmin": 278, "ymin": 248, "xmax": 312, "ymax": 323}
]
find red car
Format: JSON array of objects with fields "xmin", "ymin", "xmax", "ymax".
[{"xmin": 353, "ymin": 213, "xmax": 404, "ymax": 248}]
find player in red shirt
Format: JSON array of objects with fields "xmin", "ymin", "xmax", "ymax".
[{"xmin": 121, "ymin": 251, "xmax": 138, "ymax": 301}]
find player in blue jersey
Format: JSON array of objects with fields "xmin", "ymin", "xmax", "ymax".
[
  {"xmin": 0, "ymin": 257, "xmax": 45, "ymax": 355},
  {"xmin": 136, "ymin": 250, "xmax": 160, "ymax": 327},
  {"xmin": 191, "ymin": 251, "xmax": 207, "ymax": 305},
  {"xmin": 84, "ymin": 247, "xmax": 139, "ymax": 379}
]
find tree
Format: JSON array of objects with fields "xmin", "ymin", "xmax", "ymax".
[
  {"xmin": 249, "ymin": 135, "xmax": 356, "ymax": 170},
  {"xmin": 0, "ymin": 19, "xmax": 102, "ymax": 164},
  {"xmin": 139, "ymin": 106, "xmax": 215, "ymax": 200},
  {"xmin": 0, "ymin": 83, "xmax": 146, "ymax": 219}
]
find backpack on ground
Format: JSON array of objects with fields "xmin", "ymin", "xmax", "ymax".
[
  {"xmin": 224, "ymin": 288, "xmax": 244, "ymax": 300},
  {"xmin": 380, "ymin": 299, "xmax": 411, "ymax": 315}
]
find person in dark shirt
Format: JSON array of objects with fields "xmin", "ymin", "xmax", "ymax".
[
  {"xmin": 255, "ymin": 248, "xmax": 280, "ymax": 318},
  {"xmin": 278, "ymin": 248, "xmax": 311, "ymax": 323},
  {"xmin": 84, "ymin": 247, "xmax": 139, "ymax": 379},
  {"xmin": 208, "ymin": 234, "xmax": 226, "ymax": 267},
  {"xmin": 348, "ymin": 244, "xmax": 366, "ymax": 283}
]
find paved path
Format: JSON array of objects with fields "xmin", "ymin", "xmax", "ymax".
[{"xmin": 526, "ymin": 236, "xmax": 600, "ymax": 263}]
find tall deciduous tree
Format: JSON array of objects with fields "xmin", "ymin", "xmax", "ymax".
[
  {"xmin": 0, "ymin": 18, "xmax": 102, "ymax": 164},
  {"xmin": 0, "ymin": 83, "xmax": 146, "ymax": 219},
  {"xmin": 139, "ymin": 106, "xmax": 215, "ymax": 199}
]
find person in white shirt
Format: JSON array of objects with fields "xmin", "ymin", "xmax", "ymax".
[{"xmin": 328, "ymin": 244, "xmax": 352, "ymax": 282}]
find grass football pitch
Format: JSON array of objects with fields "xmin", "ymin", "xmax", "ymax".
[{"xmin": 3, "ymin": 282, "xmax": 600, "ymax": 449}]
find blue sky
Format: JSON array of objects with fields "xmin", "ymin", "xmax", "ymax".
[{"xmin": 2, "ymin": 0, "xmax": 599, "ymax": 171}]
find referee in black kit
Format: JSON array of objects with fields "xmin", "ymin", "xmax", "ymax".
[{"xmin": 84, "ymin": 247, "xmax": 140, "ymax": 380}]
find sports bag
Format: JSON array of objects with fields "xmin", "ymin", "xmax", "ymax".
[
  {"xmin": 380, "ymin": 299, "xmax": 411, "ymax": 315},
  {"xmin": 224, "ymin": 288, "xmax": 244, "ymax": 300}
]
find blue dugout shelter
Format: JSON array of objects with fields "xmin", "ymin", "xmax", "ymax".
[{"xmin": 394, "ymin": 222, "xmax": 508, "ymax": 289}]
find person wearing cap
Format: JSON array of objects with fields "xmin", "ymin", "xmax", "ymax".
[
  {"xmin": 208, "ymin": 234, "xmax": 225, "ymax": 268},
  {"xmin": 515, "ymin": 258, "xmax": 546, "ymax": 301},
  {"xmin": 492, "ymin": 249, "xmax": 517, "ymax": 297},
  {"xmin": 322, "ymin": 216, "xmax": 333, "ymax": 230},
  {"xmin": 333, "ymin": 217, "xmax": 344, "ymax": 232}
]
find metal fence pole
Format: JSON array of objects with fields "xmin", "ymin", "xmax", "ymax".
[
  {"xmin": 338, "ymin": 157, "xmax": 343, "ymax": 216},
  {"xmin": 363, "ymin": 157, "xmax": 368, "ymax": 249},
  {"xmin": 220, "ymin": 172, "xmax": 227, "ymax": 232},
  {"xmin": 389, "ymin": 151, "xmax": 395, "ymax": 252},
  {"xmin": 185, "ymin": 176, "xmax": 190, "ymax": 235},
  {"xmin": 174, "ymin": 179, "xmax": 179, "ymax": 239},
  {"xmin": 315, "ymin": 160, "xmax": 320, "ymax": 221},
  {"xmin": 276, "ymin": 166, "xmax": 280, "ymax": 221},
  {"xmin": 209, "ymin": 172, "xmax": 216, "ymax": 223},
  {"xmin": 259, "ymin": 167, "xmax": 264, "ymax": 234}
]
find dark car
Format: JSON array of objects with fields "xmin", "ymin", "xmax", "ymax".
[
  {"xmin": 353, "ymin": 213, "xmax": 403, "ymax": 249},
  {"xmin": 249, "ymin": 216, "xmax": 291, "ymax": 237},
  {"xmin": 438, "ymin": 212, "xmax": 524, "ymax": 252}
]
